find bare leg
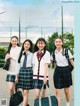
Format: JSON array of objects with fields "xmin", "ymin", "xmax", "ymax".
[
  {"xmin": 42, "ymin": 89, "xmax": 46, "ymax": 98},
  {"xmin": 56, "ymin": 89, "xmax": 61, "ymax": 106},
  {"xmin": 23, "ymin": 90, "xmax": 29, "ymax": 106},
  {"xmin": 9, "ymin": 82, "xmax": 15, "ymax": 96},
  {"xmin": 64, "ymin": 87, "xmax": 70, "ymax": 106},
  {"xmin": 35, "ymin": 89, "xmax": 41, "ymax": 99}
]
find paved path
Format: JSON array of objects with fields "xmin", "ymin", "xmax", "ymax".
[{"xmin": 0, "ymin": 68, "xmax": 74, "ymax": 106}]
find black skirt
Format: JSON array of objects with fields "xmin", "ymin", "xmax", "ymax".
[
  {"xmin": 53, "ymin": 66, "xmax": 72, "ymax": 89},
  {"xmin": 17, "ymin": 67, "xmax": 33, "ymax": 90}
]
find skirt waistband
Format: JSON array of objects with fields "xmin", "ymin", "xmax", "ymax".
[
  {"xmin": 56, "ymin": 66, "xmax": 69, "ymax": 68},
  {"xmin": 21, "ymin": 67, "xmax": 32, "ymax": 69}
]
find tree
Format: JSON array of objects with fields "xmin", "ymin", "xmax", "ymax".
[
  {"xmin": 47, "ymin": 32, "xmax": 58, "ymax": 54},
  {"xmin": 47, "ymin": 32, "xmax": 74, "ymax": 54},
  {"xmin": 63, "ymin": 33, "xmax": 74, "ymax": 54}
]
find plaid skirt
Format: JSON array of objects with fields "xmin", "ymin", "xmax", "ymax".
[
  {"xmin": 6, "ymin": 74, "xmax": 16, "ymax": 82},
  {"xmin": 53, "ymin": 66, "xmax": 72, "ymax": 89},
  {"xmin": 17, "ymin": 67, "xmax": 33, "ymax": 90},
  {"xmin": 33, "ymin": 79, "xmax": 49, "ymax": 89}
]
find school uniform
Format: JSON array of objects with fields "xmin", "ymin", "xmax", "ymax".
[
  {"xmin": 16, "ymin": 51, "xmax": 33, "ymax": 90},
  {"xmin": 51, "ymin": 48, "xmax": 73, "ymax": 89},
  {"xmin": 6, "ymin": 46, "xmax": 21, "ymax": 82},
  {"xmin": 33, "ymin": 50, "xmax": 50, "ymax": 89}
]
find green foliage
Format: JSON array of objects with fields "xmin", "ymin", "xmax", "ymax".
[
  {"xmin": 0, "ymin": 48, "xmax": 7, "ymax": 68},
  {"xmin": 47, "ymin": 32, "xmax": 58, "ymax": 54},
  {"xmin": 63, "ymin": 33, "xmax": 74, "ymax": 54},
  {"xmin": 47, "ymin": 32, "xmax": 74, "ymax": 54},
  {"xmin": 0, "ymin": 48, "xmax": 7, "ymax": 59}
]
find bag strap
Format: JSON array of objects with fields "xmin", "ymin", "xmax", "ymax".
[
  {"xmin": 64, "ymin": 48, "xmax": 71, "ymax": 64},
  {"xmin": 52, "ymin": 51, "xmax": 56, "ymax": 63},
  {"xmin": 64, "ymin": 48, "xmax": 69, "ymax": 60}
]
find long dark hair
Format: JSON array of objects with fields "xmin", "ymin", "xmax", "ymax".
[
  {"xmin": 34, "ymin": 38, "xmax": 47, "ymax": 54},
  {"xmin": 7, "ymin": 36, "xmax": 19, "ymax": 53},
  {"xmin": 18, "ymin": 39, "xmax": 33, "ymax": 63}
]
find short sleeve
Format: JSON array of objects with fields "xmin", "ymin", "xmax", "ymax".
[
  {"xmin": 44, "ymin": 51, "xmax": 50, "ymax": 64},
  {"xmin": 68, "ymin": 50, "xmax": 73, "ymax": 59}
]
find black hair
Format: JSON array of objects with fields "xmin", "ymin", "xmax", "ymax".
[
  {"xmin": 34, "ymin": 37, "xmax": 47, "ymax": 54},
  {"xmin": 18, "ymin": 39, "xmax": 33, "ymax": 63},
  {"xmin": 7, "ymin": 36, "xmax": 19, "ymax": 53}
]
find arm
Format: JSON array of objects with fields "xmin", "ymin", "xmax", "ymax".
[
  {"xmin": 70, "ymin": 58, "xmax": 74, "ymax": 67},
  {"xmin": 68, "ymin": 50, "xmax": 74, "ymax": 67},
  {"xmin": 5, "ymin": 53, "xmax": 12, "ymax": 61}
]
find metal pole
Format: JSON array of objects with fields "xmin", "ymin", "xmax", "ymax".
[
  {"xmin": 61, "ymin": 6, "xmax": 63, "ymax": 39},
  {"xmin": 41, "ymin": 27, "xmax": 42, "ymax": 37},
  {"xmin": 19, "ymin": 16, "xmax": 21, "ymax": 45},
  {"xmin": 10, "ymin": 27, "xmax": 12, "ymax": 38},
  {"xmin": 26, "ymin": 27, "xmax": 27, "ymax": 39},
  {"xmin": 0, "ymin": 11, "xmax": 6, "ymax": 14}
]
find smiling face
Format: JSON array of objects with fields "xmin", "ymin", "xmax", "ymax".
[
  {"xmin": 11, "ymin": 37, "xmax": 18, "ymax": 47},
  {"xmin": 54, "ymin": 38, "xmax": 63, "ymax": 49},
  {"xmin": 37, "ymin": 41, "xmax": 46, "ymax": 51},
  {"xmin": 24, "ymin": 41, "xmax": 31, "ymax": 51}
]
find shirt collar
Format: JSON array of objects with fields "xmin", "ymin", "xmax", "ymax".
[
  {"xmin": 55, "ymin": 48, "xmax": 63, "ymax": 54},
  {"xmin": 23, "ymin": 51, "xmax": 30, "ymax": 55},
  {"xmin": 38, "ymin": 50, "xmax": 44, "ymax": 54}
]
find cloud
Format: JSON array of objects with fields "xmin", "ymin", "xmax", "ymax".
[{"xmin": 51, "ymin": 15, "xmax": 74, "ymax": 27}]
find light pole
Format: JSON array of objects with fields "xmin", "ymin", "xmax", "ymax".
[
  {"xmin": 18, "ymin": 8, "xmax": 21, "ymax": 45},
  {"xmin": 41, "ymin": 27, "xmax": 42, "ymax": 37},
  {"xmin": 0, "ymin": 11, "xmax": 6, "ymax": 14},
  {"xmin": 61, "ymin": 6, "xmax": 63, "ymax": 39}
]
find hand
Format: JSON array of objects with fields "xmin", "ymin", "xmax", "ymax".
[
  {"xmin": 6, "ymin": 53, "xmax": 12, "ymax": 60},
  {"xmin": 44, "ymin": 77, "xmax": 47, "ymax": 84},
  {"xmin": 15, "ymin": 76, "xmax": 18, "ymax": 83}
]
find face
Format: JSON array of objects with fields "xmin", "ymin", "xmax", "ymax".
[
  {"xmin": 24, "ymin": 41, "xmax": 30, "ymax": 51},
  {"xmin": 54, "ymin": 38, "xmax": 63, "ymax": 49},
  {"xmin": 11, "ymin": 37, "xmax": 18, "ymax": 47},
  {"xmin": 37, "ymin": 41, "xmax": 46, "ymax": 51}
]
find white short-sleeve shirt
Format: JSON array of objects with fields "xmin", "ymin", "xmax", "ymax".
[
  {"xmin": 33, "ymin": 50, "xmax": 50, "ymax": 80},
  {"xmin": 16, "ymin": 51, "xmax": 33, "ymax": 74},
  {"xmin": 51, "ymin": 48, "xmax": 73, "ymax": 67},
  {"xmin": 7, "ymin": 46, "xmax": 21, "ymax": 75}
]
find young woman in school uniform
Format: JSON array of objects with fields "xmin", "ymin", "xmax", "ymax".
[
  {"xmin": 5, "ymin": 36, "xmax": 21, "ymax": 96},
  {"xmin": 33, "ymin": 38, "xmax": 50, "ymax": 100},
  {"xmin": 16, "ymin": 39, "xmax": 33, "ymax": 106},
  {"xmin": 51, "ymin": 37, "xmax": 74, "ymax": 106}
]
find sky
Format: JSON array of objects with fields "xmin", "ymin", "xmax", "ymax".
[
  {"xmin": 0, "ymin": 0, "xmax": 74, "ymax": 42},
  {"xmin": 0, "ymin": 0, "xmax": 74, "ymax": 27}
]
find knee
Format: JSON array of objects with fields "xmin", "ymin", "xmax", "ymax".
[
  {"xmin": 23, "ymin": 90, "xmax": 29, "ymax": 96},
  {"xmin": 9, "ymin": 87, "xmax": 14, "ymax": 92},
  {"xmin": 35, "ymin": 94, "xmax": 40, "ymax": 99}
]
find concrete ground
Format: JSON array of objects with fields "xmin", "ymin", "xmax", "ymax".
[{"xmin": 0, "ymin": 68, "xmax": 74, "ymax": 106}]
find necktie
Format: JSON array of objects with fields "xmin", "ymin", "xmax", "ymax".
[{"xmin": 23, "ymin": 53, "xmax": 27, "ymax": 68}]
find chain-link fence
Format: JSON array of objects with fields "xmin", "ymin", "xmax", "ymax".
[{"xmin": 0, "ymin": 26, "xmax": 73, "ymax": 45}]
